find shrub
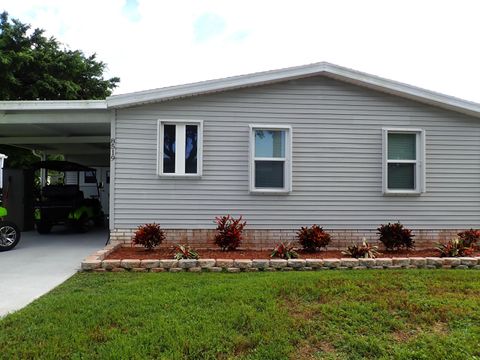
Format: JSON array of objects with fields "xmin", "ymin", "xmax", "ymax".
[
  {"xmin": 436, "ymin": 238, "xmax": 475, "ymax": 257},
  {"xmin": 173, "ymin": 244, "xmax": 199, "ymax": 260},
  {"xmin": 132, "ymin": 223, "xmax": 165, "ymax": 250},
  {"xmin": 271, "ymin": 242, "xmax": 299, "ymax": 259},
  {"xmin": 377, "ymin": 222, "xmax": 414, "ymax": 251},
  {"xmin": 342, "ymin": 239, "xmax": 380, "ymax": 259},
  {"xmin": 457, "ymin": 229, "xmax": 480, "ymax": 248},
  {"xmin": 296, "ymin": 225, "xmax": 331, "ymax": 252},
  {"xmin": 213, "ymin": 215, "xmax": 246, "ymax": 251}
]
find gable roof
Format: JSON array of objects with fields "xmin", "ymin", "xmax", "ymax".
[
  {"xmin": 106, "ymin": 62, "xmax": 480, "ymax": 118},
  {"xmin": 0, "ymin": 62, "xmax": 479, "ymax": 118}
]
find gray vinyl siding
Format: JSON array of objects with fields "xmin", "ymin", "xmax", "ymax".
[{"xmin": 113, "ymin": 76, "xmax": 480, "ymax": 230}]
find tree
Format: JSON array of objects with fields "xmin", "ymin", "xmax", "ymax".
[
  {"xmin": 0, "ymin": 11, "xmax": 120, "ymax": 166},
  {"xmin": 0, "ymin": 11, "xmax": 119, "ymax": 100}
]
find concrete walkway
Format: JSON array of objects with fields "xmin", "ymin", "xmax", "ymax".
[{"xmin": 0, "ymin": 227, "xmax": 107, "ymax": 317}]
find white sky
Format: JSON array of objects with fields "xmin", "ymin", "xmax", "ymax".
[{"xmin": 3, "ymin": 0, "xmax": 480, "ymax": 102}]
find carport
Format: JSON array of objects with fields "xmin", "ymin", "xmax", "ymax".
[{"xmin": 0, "ymin": 100, "xmax": 112, "ymax": 230}]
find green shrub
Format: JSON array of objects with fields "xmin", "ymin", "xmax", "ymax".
[
  {"xmin": 271, "ymin": 242, "xmax": 299, "ymax": 259},
  {"xmin": 173, "ymin": 244, "xmax": 199, "ymax": 260},
  {"xmin": 342, "ymin": 239, "xmax": 380, "ymax": 259},
  {"xmin": 132, "ymin": 223, "xmax": 165, "ymax": 250},
  {"xmin": 296, "ymin": 225, "xmax": 331, "ymax": 252},
  {"xmin": 377, "ymin": 222, "xmax": 414, "ymax": 251}
]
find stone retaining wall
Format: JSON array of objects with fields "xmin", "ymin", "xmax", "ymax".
[
  {"xmin": 109, "ymin": 228, "xmax": 461, "ymax": 250},
  {"xmin": 81, "ymin": 246, "xmax": 480, "ymax": 272}
]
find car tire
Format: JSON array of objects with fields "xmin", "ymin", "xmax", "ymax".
[{"xmin": 0, "ymin": 221, "xmax": 21, "ymax": 251}]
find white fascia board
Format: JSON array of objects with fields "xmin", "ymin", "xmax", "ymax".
[
  {"xmin": 107, "ymin": 62, "xmax": 332, "ymax": 108},
  {"xmin": 322, "ymin": 63, "xmax": 480, "ymax": 118},
  {"xmin": 107, "ymin": 62, "xmax": 480, "ymax": 118},
  {"xmin": 0, "ymin": 100, "xmax": 107, "ymax": 111}
]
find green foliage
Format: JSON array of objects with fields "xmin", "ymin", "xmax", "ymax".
[
  {"xmin": 132, "ymin": 223, "xmax": 165, "ymax": 250},
  {"xmin": 270, "ymin": 242, "xmax": 299, "ymax": 259},
  {"xmin": 1, "ymin": 271, "xmax": 480, "ymax": 359},
  {"xmin": 342, "ymin": 239, "xmax": 381, "ymax": 258},
  {"xmin": 377, "ymin": 222, "xmax": 415, "ymax": 251},
  {"xmin": 436, "ymin": 238, "xmax": 475, "ymax": 257},
  {"xmin": 0, "ymin": 12, "xmax": 120, "ymax": 168},
  {"xmin": 173, "ymin": 244, "xmax": 199, "ymax": 260},
  {"xmin": 296, "ymin": 224, "xmax": 331, "ymax": 252},
  {"xmin": 0, "ymin": 11, "xmax": 119, "ymax": 101}
]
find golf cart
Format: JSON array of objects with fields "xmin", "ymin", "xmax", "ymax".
[
  {"xmin": 33, "ymin": 161, "xmax": 104, "ymax": 234},
  {"xmin": 0, "ymin": 154, "xmax": 21, "ymax": 251}
]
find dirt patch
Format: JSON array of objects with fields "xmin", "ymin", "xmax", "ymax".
[
  {"xmin": 392, "ymin": 329, "xmax": 416, "ymax": 343},
  {"xmin": 105, "ymin": 246, "xmax": 454, "ymax": 260}
]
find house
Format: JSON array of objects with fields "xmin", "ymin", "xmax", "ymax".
[{"xmin": 1, "ymin": 62, "xmax": 480, "ymax": 249}]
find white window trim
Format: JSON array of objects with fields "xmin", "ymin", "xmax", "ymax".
[
  {"xmin": 382, "ymin": 127, "xmax": 426, "ymax": 195},
  {"xmin": 157, "ymin": 119, "xmax": 203, "ymax": 177},
  {"xmin": 249, "ymin": 124, "xmax": 292, "ymax": 194}
]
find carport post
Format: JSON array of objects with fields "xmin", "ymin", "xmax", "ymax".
[
  {"xmin": 40, "ymin": 153, "xmax": 47, "ymax": 187},
  {"xmin": 0, "ymin": 153, "xmax": 6, "ymax": 189}
]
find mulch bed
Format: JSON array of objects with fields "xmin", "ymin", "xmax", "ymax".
[{"xmin": 105, "ymin": 246, "xmax": 464, "ymax": 260}]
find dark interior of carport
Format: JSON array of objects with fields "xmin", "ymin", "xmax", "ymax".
[{"xmin": 0, "ymin": 104, "xmax": 110, "ymax": 231}]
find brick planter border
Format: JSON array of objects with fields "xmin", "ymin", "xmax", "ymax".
[{"xmin": 81, "ymin": 246, "xmax": 480, "ymax": 272}]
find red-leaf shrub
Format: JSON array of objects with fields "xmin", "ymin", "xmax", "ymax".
[
  {"xmin": 457, "ymin": 229, "xmax": 480, "ymax": 248},
  {"xmin": 271, "ymin": 242, "xmax": 298, "ymax": 259},
  {"xmin": 132, "ymin": 223, "xmax": 165, "ymax": 250},
  {"xmin": 436, "ymin": 238, "xmax": 475, "ymax": 257},
  {"xmin": 213, "ymin": 215, "xmax": 246, "ymax": 251},
  {"xmin": 296, "ymin": 225, "xmax": 331, "ymax": 252},
  {"xmin": 377, "ymin": 222, "xmax": 414, "ymax": 251}
]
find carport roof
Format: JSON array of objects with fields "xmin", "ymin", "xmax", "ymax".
[{"xmin": 0, "ymin": 104, "xmax": 110, "ymax": 161}]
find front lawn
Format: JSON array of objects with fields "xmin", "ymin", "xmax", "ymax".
[{"xmin": 1, "ymin": 271, "xmax": 479, "ymax": 359}]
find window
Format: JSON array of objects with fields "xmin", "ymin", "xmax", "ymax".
[
  {"xmin": 249, "ymin": 125, "xmax": 292, "ymax": 193},
  {"xmin": 382, "ymin": 128, "xmax": 425, "ymax": 195},
  {"xmin": 158, "ymin": 120, "xmax": 203, "ymax": 176}
]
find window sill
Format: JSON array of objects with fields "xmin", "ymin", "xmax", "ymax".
[
  {"xmin": 250, "ymin": 189, "xmax": 291, "ymax": 195},
  {"xmin": 383, "ymin": 190, "xmax": 422, "ymax": 197},
  {"xmin": 158, "ymin": 174, "xmax": 202, "ymax": 179}
]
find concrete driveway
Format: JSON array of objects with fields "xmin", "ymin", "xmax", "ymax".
[{"xmin": 0, "ymin": 227, "xmax": 107, "ymax": 317}]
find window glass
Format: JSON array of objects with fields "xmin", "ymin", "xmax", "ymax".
[
  {"xmin": 255, "ymin": 161, "xmax": 284, "ymax": 188},
  {"xmin": 388, "ymin": 163, "xmax": 415, "ymax": 189},
  {"xmin": 185, "ymin": 125, "xmax": 198, "ymax": 174},
  {"xmin": 388, "ymin": 133, "xmax": 416, "ymax": 160},
  {"xmin": 255, "ymin": 130, "xmax": 285, "ymax": 158},
  {"xmin": 163, "ymin": 124, "xmax": 176, "ymax": 173}
]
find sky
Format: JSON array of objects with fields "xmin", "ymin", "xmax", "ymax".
[{"xmin": 2, "ymin": 0, "xmax": 480, "ymax": 102}]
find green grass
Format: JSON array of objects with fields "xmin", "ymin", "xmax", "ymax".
[{"xmin": 1, "ymin": 271, "xmax": 479, "ymax": 360}]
